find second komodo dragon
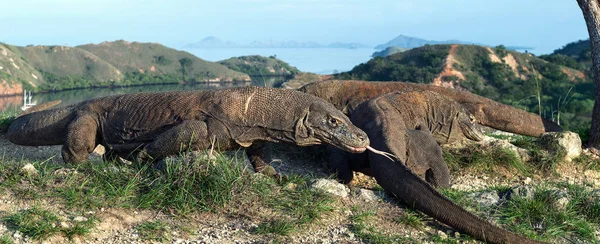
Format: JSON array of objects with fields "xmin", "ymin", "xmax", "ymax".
[
  {"xmin": 7, "ymin": 87, "xmax": 369, "ymax": 165},
  {"xmin": 328, "ymin": 91, "xmax": 484, "ymax": 188}
]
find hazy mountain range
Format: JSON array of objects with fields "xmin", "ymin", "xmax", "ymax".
[
  {"xmin": 375, "ymin": 34, "xmax": 532, "ymax": 51},
  {"xmin": 184, "ymin": 37, "xmax": 370, "ymax": 49}
]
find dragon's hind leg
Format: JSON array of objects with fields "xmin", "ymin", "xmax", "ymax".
[{"xmin": 135, "ymin": 120, "xmax": 210, "ymax": 162}]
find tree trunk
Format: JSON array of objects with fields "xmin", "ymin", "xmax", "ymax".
[{"xmin": 577, "ymin": 0, "xmax": 600, "ymax": 148}]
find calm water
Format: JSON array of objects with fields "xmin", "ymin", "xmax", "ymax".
[
  {"xmin": 0, "ymin": 76, "xmax": 288, "ymax": 114},
  {"xmin": 182, "ymin": 48, "xmax": 375, "ymax": 74}
]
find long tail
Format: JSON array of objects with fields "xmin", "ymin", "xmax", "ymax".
[
  {"xmin": 7, "ymin": 104, "xmax": 74, "ymax": 146},
  {"xmin": 427, "ymin": 86, "xmax": 562, "ymax": 137},
  {"xmin": 20, "ymin": 100, "xmax": 62, "ymax": 116},
  {"xmin": 369, "ymin": 152, "xmax": 544, "ymax": 243}
]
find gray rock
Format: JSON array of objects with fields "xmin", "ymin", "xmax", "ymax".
[
  {"xmin": 311, "ymin": 179, "xmax": 350, "ymax": 198},
  {"xmin": 467, "ymin": 190, "xmax": 500, "ymax": 207},
  {"xmin": 20, "ymin": 163, "xmax": 38, "ymax": 176},
  {"xmin": 539, "ymin": 131, "xmax": 582, "ymax": 161},
  {"xmin": 73, "ymin": 216, "xmax": 88, "ymax": 222},
  {"xmin": 356, "ymin": 189, "xmax": 383, "ymax": 202},
  {"xmin": 508, "ymin": 185, "xmax": 535, "ymax": 200}
]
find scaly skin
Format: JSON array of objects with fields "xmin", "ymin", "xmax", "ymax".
[
  {"xmin": 7, "ymin": 87, "xmax": 369, "ymax": 164},
  {"xmin": 300, "ymin": 80, "xmax": 563, "ymax": 136},
  {"xmin": 329, "ymin": 91, "xmax": 484, "ymax": 188},
  {"xmin": 305, "ymin": 86, "xmax": 545, "ymax": 243}
]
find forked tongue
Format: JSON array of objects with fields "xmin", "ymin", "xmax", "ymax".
[{"xmin": 366, "ymin": 145, "xmax": 398, "ymax": 162}]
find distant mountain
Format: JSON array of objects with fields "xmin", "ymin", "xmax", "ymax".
[
  {"xmin": 183, "ymin": 36, "xmax": 239, "ymax": 48},
  {"xmin": 184, "ymin": 37, "xmax": 369, "ymax": 49},
  {"xmin": 375, "ymin": 35, "xmax": 476, "ymax": 50},
  {"xmin": 327, "ymin": 42, "xmax": 371, "ymax": 49}
]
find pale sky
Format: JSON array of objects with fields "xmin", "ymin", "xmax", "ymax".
[{"xmin": 1, "ymin": 0, "xmax": 589, "ymax": 54}]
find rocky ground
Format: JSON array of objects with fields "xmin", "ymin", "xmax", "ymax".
[{"xmin": 0, "ymin": 131, "xmax": 599, "ymax": 243}]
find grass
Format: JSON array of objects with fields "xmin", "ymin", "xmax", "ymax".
[
  {"xmin": 439, "ymin": 183, "xmax": 600, "ymax": 243},
  {"xmin": 0, "ymin": 235, "xmax": 12, "ymax": 244},
  {"xmin": 0, "ymin": 149, "xmax": 337, "ymax": 240},
  {"xmin": 393, "ymin": 210, "xmax": 425, "ymax": 230},
  {"xmin": 135, "ymin": 221, "xmax": 171, "ymax": 242},
  {"xmin": 443, "ymin": 143, "xmax": 528, "ymax": 175},
  {"xmin": 2, "ymin": 206, "xmax": 97, "ymax": 241},
  {"xmin": 348, "ymin": 206, "xmax": 415, "ymax": 244},
  {"xmin": 254, "ymin": 219, "xmax": 296, "ymax": 236},
  {"xmin": 0, "ymin": 111, "xmax": 17, "ymax": 133}
]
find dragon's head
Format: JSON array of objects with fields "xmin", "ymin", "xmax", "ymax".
[{"xmin": 294, "ymin": 101, "xmax": 369, "ymax": 153}]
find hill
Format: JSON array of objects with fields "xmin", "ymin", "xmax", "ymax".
[
  {"xmin": 539, "ymin": 39, "xmax": 592, "ymax": 72},
  {"xmin": 337, "ymin": 44, "xmax": 593, "ymax": 134},
  {"xmin": 0, "ymin": 41, "xmax": 251, "ymax": 95},
  {"xmin": 218, "ymin": 55, "xmax": 300, "ymax": 77},
  {"xmin": 371, "ymin": 46, "xmax": 408, "ymax": 57},
  {"xmin": 0, "ymin": 44, "xmax": 44, "ymax": 95},
  {"xmin": 78, "ymin": 40, "xmax": 249, "ymax": 82}
]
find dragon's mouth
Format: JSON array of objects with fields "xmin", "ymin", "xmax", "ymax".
[{"xmin": 345, "ymin": 145, "xmax": 367, "ymax": 153}]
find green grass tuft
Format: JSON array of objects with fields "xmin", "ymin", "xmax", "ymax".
[
  {"xmin": 0, "ymin": 234, "xmax": 13, "ymax": 244},
  {"xmin": 254, "ymin": 219, "xmax": 296, "ymax": 236},
  {"xmin": 3, "ymin": 207, "xmax": 61, "ymax": 240},
  {"xmin": 135, "ymin": 221, "xmax": 172, "ymax": 242},
  {"xmin": 348, "ymin": 206, "xmax": 414, "ymax": 244},
  {"xmin": 443, "ymin": 143, "xmax": 528, "ymax": 175}
]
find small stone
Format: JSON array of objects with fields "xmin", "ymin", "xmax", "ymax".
[
  {"xmin": 523, "ymin": 177, "xmax": 532, "ymax": 185},
  {"xmin": 436, "ymin": 230, "xmax": 448, "ymax": 239},
  {"xmin": 467, "ymin": 190, "xmax": 500, "ymax": 207},
  {"xmin": 356, "ymin": 189, "xmax": 381, "ymax": 202},
  {"xmin": 60, "ymin": 222, "xmax": 70, "ymax": 228},
  {"xmin": 73, "ymin": 216, "xmax": 88, "ymax": 222},
  {"xmin": 20, "ymin": 163, "xmax": 38, "ymax": 176},
  {"xmin": 509, "ymin": 185, "xmax": 535, "ymax": 200},
  {"xmin": 13, "ymin": 231, "xmax": 22, "ymax": 239},
  {"xmin": 311, "ymin": 179, "xmax": 350, "ymax": 198},
  {"xmin": 284, "ymin": 183, "xmax": 297, "ymax": 191}
]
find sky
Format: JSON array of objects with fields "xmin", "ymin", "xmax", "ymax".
[{"xmin": 1, "ymin": 0, "xmax": 590, "ymax": 54}]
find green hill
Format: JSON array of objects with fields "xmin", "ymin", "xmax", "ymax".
[
  {"xmin": 371, "ymin": 46, "xmax": 408, "ymax": 58},
  {"xmin": 78, "ymin": 40, "xmax": 249, "ymax": 82},
  {"xmin": 218, "ymin": 55, "xmax": 300, "ymax": 77},
  {"xmin": 539, "ymin": 39, "xmax": 592, "ymax": 72},
  {"xmin": 0, "ymin": 44, "xmax": 43, "ymax": 94},
  {"xmin": 0, "ymin": 40, "xmax": 251, "ymax": 94},
  {"xmin": 337, "ymin": 44, "xmax": 593, "ymax": 134}
]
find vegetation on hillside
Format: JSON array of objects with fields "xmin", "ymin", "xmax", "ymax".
[
  {"xmin": 336, "ymin": 44, "xmax": 594, "ymax": 136},
  {"xmin": 0, "ymin": 41, "xmax": 251, "ymax": 94},
  {"xmin": 539, "ymin": 39, "xmax": 592, "ymax": 75},
  {"xmin": 218, "ymin": 55, "xmax": 300, "ymax": 77},
  {"xmin": 337, "ymin": 44, "xmax": 450, "ymax": 83},
  {"xmin": 371, "ymin": 46, "xmax": 408, "ymax": 58}
]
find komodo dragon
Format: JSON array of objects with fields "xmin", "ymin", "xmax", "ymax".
[
  {"xmin": 330, "ymin": 91, "xmax": 543, "ymax": 243},
  {"xmin": 7, "ymin": 87, "xmax": 369, "ymax": 165},
  {"xmin": 299, "ymin": 80, "xmax": 563, "ymax": 136},
  {"xmin": 328, "ymin": 91, "xmax": 485, "ymax": 188}
]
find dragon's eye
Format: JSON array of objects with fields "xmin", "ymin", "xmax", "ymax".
[{"xmin": 330, "ymin": 118, "xmax": 338, "ymax": 124}]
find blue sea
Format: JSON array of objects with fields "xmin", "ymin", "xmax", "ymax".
[{"xmin": 182, "ymin": 47, "xmax": 375, "ymax": 74}]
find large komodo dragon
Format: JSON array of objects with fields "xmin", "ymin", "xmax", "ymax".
[
  {"xmin": 328, "ymin": 91, "xmax": 485, "ymax": 188},
  {"xmin": 7, "ymin": 87, "xmax": 370, "ymax": 166},
  {"xmin": 299, "ymin": 80, "xmax": 563, "ymax": 136},
  {"xmin": 300, "ymin": 81, "xmax": 549, "ymax": 243}
]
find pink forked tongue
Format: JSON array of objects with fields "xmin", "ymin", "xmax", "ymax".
[{"xmin": 366, "ymin": 146, "xmax": 398, "ymax": 162}]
